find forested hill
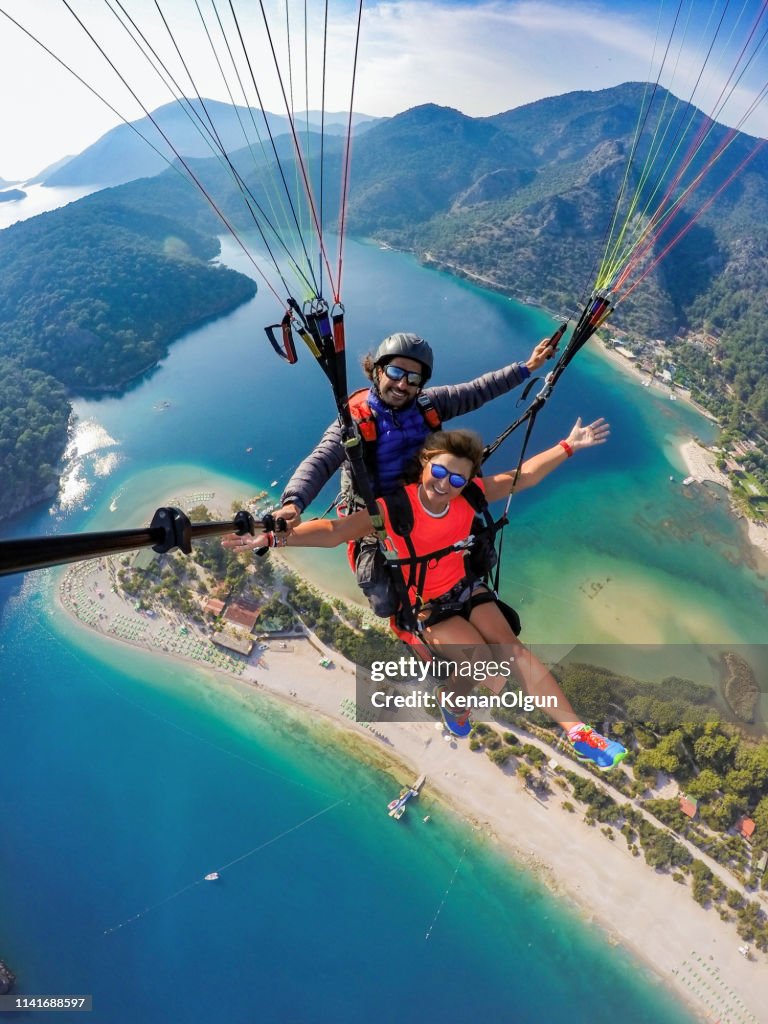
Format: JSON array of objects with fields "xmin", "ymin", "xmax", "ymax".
[
  {"xmin": 340, "ymin": 86, "xmax": 768, "ymax": 430},
  {"xmin": 0, "ymin": 193, "xmax": 256, "ymax": 520},
  {"xmin": 0, "ymin": 362, "xmax": 70, "ymax": 521}
]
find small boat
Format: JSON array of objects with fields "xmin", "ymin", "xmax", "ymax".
[
  {"xmin": 245, "ymin": 447, "xmax": 253, "ymax": 453},
  {"xmin": 423, "ymin": 815, "xmax": 431, "ymax": 823},
  {"xmin": 387, "ymin": 775, "xmax": 426, "ymax": 820},
  {"xmin": 682, "ymin": 476, "xmax": 695, "ymax": 486},
  {"xmin": 204, "ymin": 872, "xmax": 219, "ymax": 881},
  {"xmin": 270, "ymin": 479, "xmax": 278, "ymax": 487}
]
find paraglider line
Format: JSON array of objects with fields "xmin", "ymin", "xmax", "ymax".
[
  {"xmin": 425, "ymin": 845, "xmax": 467, "ymax": 941},
  {"xmin": 104, "ymin": 792, "xmax": 353, "ymax": 935}
]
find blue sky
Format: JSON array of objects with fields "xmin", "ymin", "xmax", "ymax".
[{"xmin": 1, "ymin": 0, "xmax": 766, "ymax": 181}]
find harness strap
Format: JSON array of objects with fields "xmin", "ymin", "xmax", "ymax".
[
  {"xmin": 348, "ymin": 390, "xmax": 377, "ymax": 442},
  {"xmin": 347, "ymin": 388, "xmax": 443, "ymax": 448},
  {"xmin": 381, "ymin": 479, "xmax": 508, "ymax": 634}
]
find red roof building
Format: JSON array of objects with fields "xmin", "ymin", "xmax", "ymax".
[
  {"xmin": 223, "ymin": 597, "xmax": 261, "ymax": 632},
  {"xmin": 203, "ymin": 597, "xmax": 226, "ymax": 617},
  {"xmin": 735, "ymin": 816, "xmax": 756, "ymax": 841}
]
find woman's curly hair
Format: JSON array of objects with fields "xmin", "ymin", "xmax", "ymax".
[{"xmin": 401, "ymin": 429, "xmax": 484, "ymax": 484}]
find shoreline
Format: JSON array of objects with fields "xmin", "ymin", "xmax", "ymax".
[
  {"xmin": 677, "ymin": 440, "xmax": 768, "ymax": 564},
  {"xmin": 590, "ymin": 336, "xmax": 719, "ymax": 424},
  {"xmin": 56, "ymin": 549, "xmax": 765, "ymax": 1024},
  {"xmin": 590, "ymin": 337, "xmax": 768, "ymax": 569}
]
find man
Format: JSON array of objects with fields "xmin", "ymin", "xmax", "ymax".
[{"xmin": 277, "ymin": 331, "xmax": 556, "ymax": 526}]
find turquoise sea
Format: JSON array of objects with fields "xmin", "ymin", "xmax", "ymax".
[{"xmin": 2, "ymin": 227, "xmax": 766, "ymax": 1022}]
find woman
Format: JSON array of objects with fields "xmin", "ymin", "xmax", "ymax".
[{"xmin": 226, "ymin": 418, "xmax": 626, "ymax": 769}]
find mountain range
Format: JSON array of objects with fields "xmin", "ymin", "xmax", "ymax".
[
  {"xmin": 43, "ymin": 100, "xmax": 382, "ymax": 188},
  {"xmin": 336, "ymin": 85, "xmax": 768, "ymax": 427},
  {"xmin": 60, "ymin": 83, "xmax": 763, "ymax": 427}
]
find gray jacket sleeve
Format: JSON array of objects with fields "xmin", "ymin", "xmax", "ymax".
[
  {"xmin": 426, "ymin": 362, "xmax": 529, "ymax": 421},
  {"xmin": 280, "ymin": 418, "xmax": 345, "ymax": 512}
]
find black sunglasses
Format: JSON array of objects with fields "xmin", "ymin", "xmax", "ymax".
[
  {"xmin": 382, "ymin": 364, "xmax": 423, "ymax": 387},
  {"xmin": 430, "ymin": 463, "xmax": 468, "ymax": 488}
]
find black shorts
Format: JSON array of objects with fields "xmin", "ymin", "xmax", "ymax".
[
  {"xmin": 420, "ymin": 580, "xmax": 522, "ymax": 635},
  {"xmin": 420, "ymin": 580, "xmax": 496, "ymax": 629}
]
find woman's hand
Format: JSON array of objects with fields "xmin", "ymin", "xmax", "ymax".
[
  {"xmin": 273, "ymin": 503, "xmax": 302, "ymax": 531},
  {"xmin": 222, "ymin": 532, "xmax": 270, "ymax": 552},
  {"xmin": 565, "ymin": 417, "xmax": 610, "ymax": 452}
]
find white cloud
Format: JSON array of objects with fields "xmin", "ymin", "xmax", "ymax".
[{"xmin": 1, "ymin": 0, "xmax": 766, "ymax": 181}]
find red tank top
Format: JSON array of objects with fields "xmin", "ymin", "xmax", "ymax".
[{"xmin": 377, "ymin": 479, "xmax": 485, "ymax": 602}]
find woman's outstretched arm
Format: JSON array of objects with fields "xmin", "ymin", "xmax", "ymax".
[
  {"xmin": 483, "ymin": 417, "xmax": 609, "ymax": 502},
  {"xmin": 223, "ymin": 508, "xmax": 372, "ymax": 551}
]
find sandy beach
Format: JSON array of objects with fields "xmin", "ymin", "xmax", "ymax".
[
  {"xmin": 58, "ymin": 550, "xmax": 766, "ymax": 1024},
  {"xmin": 678, "ymin": 441, "xmax": 730, "ymax": 489},
  {"xmin": 678, "ymin": 440, "xmax": 768, "ymax": 562},
  {"xmin": 592, "ymin": 338, "xmax": 718, "ymax": 423}
]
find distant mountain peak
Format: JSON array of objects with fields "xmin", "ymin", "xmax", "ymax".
[{"xmin": 42, "ymin": 99, "xmax": 381, "ymax": 189}]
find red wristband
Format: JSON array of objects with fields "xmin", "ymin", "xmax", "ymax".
[{"xmin": 559, "ymin": 440, "xmax": 573, "ymax": 458}]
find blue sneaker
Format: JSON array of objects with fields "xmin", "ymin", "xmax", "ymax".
[
  {"xmin": 568, "ymin": 724, "xmax": 627, "ymax": 771},
  {"xmin": 435, "ymin": 686, "xmax": 472, "ymax": 738}
]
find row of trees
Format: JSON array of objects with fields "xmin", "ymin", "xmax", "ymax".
[
  {"xmin": 478, "ymin": 660, "xmax": 768, "ymax": 865},
  {"xmin": 283, "ymin": 574, "xmax": 402, "ymax": 664},
  {"xmin": 458, "ymin": 677, "xmax": 768, "ymax": 944},
  {"xmin": 561, "ymin": 770, "xmax": 768, "ymax": 948}
]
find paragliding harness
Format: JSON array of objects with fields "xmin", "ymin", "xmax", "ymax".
[
  {"xmin": 344, "ymin": 387, "xmax": 442, "ymax": 617},
  {"xmin": 264, "ymin": 297, "xmax": 424, "ymax": 627},
  {"xmin": 376, "ymin": 311, "xmax": 607, "ymax": 640},
  {"xmin": 348, "ymin": 388, "xmax": 442, "ymax": 456},
  {"xmin": 356, "ymin": 481, "xmax": 503, "ymax": 631}
]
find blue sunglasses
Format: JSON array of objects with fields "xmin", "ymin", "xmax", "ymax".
[
  {"xmin": 430, "ymin": 463, "xmax": 468, "ymax": 489},
  {"xmin": 383, "ymin": 363, "xmax": 424, "ymax": 386}
]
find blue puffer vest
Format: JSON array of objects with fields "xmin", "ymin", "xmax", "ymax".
[{"xmin": 367, "ymin": 391, "xmax": 431, "ymax": 494}]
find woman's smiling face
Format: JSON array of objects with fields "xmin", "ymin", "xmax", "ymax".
[{"xmin": 419, "ymin": 454, "xmax": 474, "ymax": 510}]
